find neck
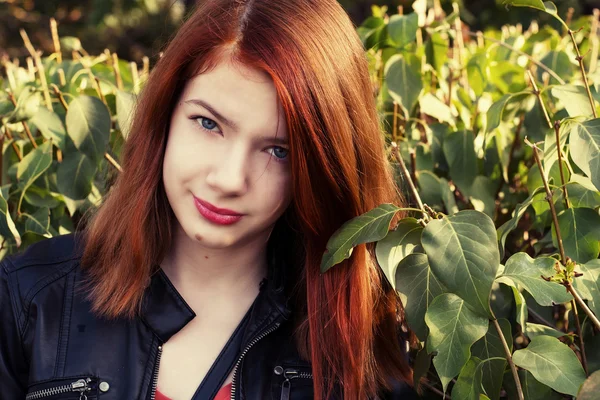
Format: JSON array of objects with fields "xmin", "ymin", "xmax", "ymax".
[{"xmin": 160, "ymin": 224, "xmax": 269, "ymax": 311}]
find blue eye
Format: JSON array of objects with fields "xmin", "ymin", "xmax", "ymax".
[
  {"xmin": 268, "ymin": 146, "xmax": 289, "ymax": 162},
  {"xmin": 194, "ymin": 116, "xmax": 221, "ymax": 133}
]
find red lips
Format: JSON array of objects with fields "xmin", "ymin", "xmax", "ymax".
[{"xmin": 193, "ymin": 196, "xmax": 244, "ymax": 225}]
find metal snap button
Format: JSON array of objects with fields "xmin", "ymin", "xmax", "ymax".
[{"xmin": 99, "ymin": 381, "xmax": 110, "ymax": 392}]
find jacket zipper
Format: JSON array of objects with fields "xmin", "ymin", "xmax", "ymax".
[
  {"xmin": 149, "ymin": 344, "xmax": 163, "ymax": 400},
  {"xmin": 275, "ymin": 367, "xmax": 314, "ymax": 400},
  {"xmin": 25, "ymin": 378, "xmax": 93, "ymax": 400},
  {"xmin": 230, "ymin": 321, "xmax": 282, "ymax": 400}
]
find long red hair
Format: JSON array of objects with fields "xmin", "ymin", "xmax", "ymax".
[{"xmin": 80, "ymin": 0, "xmax": 413, "ymax": 398}]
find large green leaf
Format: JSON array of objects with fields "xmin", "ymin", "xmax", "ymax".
[
  {"xmin": 422, "ymin": 210, "xmax": 500, "ymax": 317},
  {"xmin": 503, "ymin": 370, "xmax": 562, "ymax": 400},
  {"xmin": 539, "ymin": 50, "xmax": 574, "ymax": 84},
  {"xmin": 0, "ymin": 191, "xmax": 20, "ymax": 247},
  {"xmin": 577, "ymin": 370, "xmax": 600, "ymax": 400},
  {"xmin": 551, "ymin": 85, "xmax": 594, "ymax": 118},
  {"xmin": 22, "ymin": 207, "xmax": 50, "ymax": 236},
  {"xmin": 57, "ymin": 152, "xmax": 97, "ymax": 201},
  {"xmin": 502, "ymin": 0, "xmax": 558, "ymax": 14},
  {"xmin": 425, "ymin": 293, "xmax": 489, "ymax": 393},
  {"xmin": 385, "ymin": 53, "xmax": 423, "ymax": 115},
  {"xmin": 375, "ymin": 218, "xmax": 423, "ymax": 289},
  {"xmin": 395, "ymin": 253, "xmax": 446, "ymax": 341},
  {"xmin": 513, "ymin": 335, "xmax": 586, "ymax": 396},
  {"xmin": 442, "ymin": 130, "xmax": 477, "ymax": 195},
  {"xmin": 551, "ymin": 207, "xmax": 600, "ymax": 263},
  {"xmin": 321, "ymin": 204, "xmax": 400, "ymax": 273},
  {"xmin": 16, "ymin": 141, "xmax": 53, "ymax": 212},
  {"xmin": 439, "ymin": 177, "xmax": 458, "ymax": 215},
  {"xmin": 568, "ymin": 118, "xmax": 600, "ymax": 191},
  {"xmin": 387, "ymin": 13, "xmax": 419, "ymax": 48},
  {"xmin": 5, "ymin": 86, "xmax": 41, "ymax": 123},
  {"xmin": 417, "ymin": 171, "xmax": 442, "ymax": 206},
  {"xmin": 30, "ymin": 108, "xmax": 67, "ymax": 150},
  {"xmin": 468, "ymin": 176, "xmax": 496, "ymax": 218},
  {"xmin": 497, "ymin": 253, "xmax": 572, "ymax": 306},
  {"xmin": 573, "ymin": 259, "xmax": 600, "ymax": 316},
  {"xmin": 471, "ymin": 319, "xmax": 511, "ymax": 400},
  {"xmin": 65, "ymin": 95, "xmax": 111, "ymax": 163}
]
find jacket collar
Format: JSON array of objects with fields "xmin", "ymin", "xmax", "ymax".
[{"xmin": 140, "ymin": 243, "xmax": 292, "ymax": 343}]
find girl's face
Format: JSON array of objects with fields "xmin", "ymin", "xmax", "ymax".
[{"xmin": 162, "ymin": 56, "xmax": 292, "ymax": 250}]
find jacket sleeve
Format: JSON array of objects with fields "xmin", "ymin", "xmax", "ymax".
[{"xmin": 0, "ymin": 260, "xmax": 28, "ymax": 397}]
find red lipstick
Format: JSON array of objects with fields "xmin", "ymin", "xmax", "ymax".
[{"xmin": 193, "ymin": 196, "xmax": 243, "ymax": 225}]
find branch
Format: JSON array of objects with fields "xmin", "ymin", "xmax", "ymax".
[
  {"xmin": 568, "ymin": 29, "xmax": 597, "ymax": 118},
  {"xmin": 390, "ymin": 142, "xmax": 427, "ymax": 221},
  {"xmin": 493, "ymin": 316, "xmax": 524, "ymax": 400}
]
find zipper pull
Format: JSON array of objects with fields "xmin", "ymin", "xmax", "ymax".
[
  {"xmin": 72, "ymin": 378, "xmax": 91, "ymax": 400},
  {"xmin": 275, "ymin": 366, "xmax": 297, "ymax": 400}
]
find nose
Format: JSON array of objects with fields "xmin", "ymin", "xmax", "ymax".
[{"xmin": 205, "ymin": 143, "xmax": 249, "ymax": 195}]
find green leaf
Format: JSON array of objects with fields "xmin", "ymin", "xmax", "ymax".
[
  {"xmin": 422, "ymin": 210, "xmax": 500, "ymax": 317},
  {"xmin": 413, "ymin": 346, "xmax": 431, "ymax": 394},
  {"xmin": 467, "ymin": 51, "xmax": 489, "ymax": 98},
  {"xmin": 451, "ymin": 356, "xmax": 485, "ymax": 400},
  {"xmin": 442, "ymin": 130, "xmax": 477, "ymax": 195},
  {"xmin": 526, "ymin": 322, "xmax": 565, "ymax": 339},
  {"xmin": 16, "ymin": 141, "xmax": 53, "ymax": 212},
  {"xmin": 497, "ymin": 186, "xmax": 545, "ymax": 259},
  {"xmin": 375, "ymin": 218, "xmax": 423, "ymax": 290},
  {"xmin": 471, "ymin": 319, "xmax": 512, "ymax": 400},
  {"xmin": 551, "ymin": 85, "xmax": 594, "ymax": 118},
  {"xmin": 30, "ymin": 107, "xmax": 67, "ymax": 150},
  {"xmin": 501, "ymin": 0, "xmax": 558, "ymax": 14},
  {"xmin": 565, "ymin": 181, "xmax": 600, "ymax": 208},
  {"xmin": 513, "ymin": 335, "xmax": 586, "ymax": 396},
  {"xmin": 5, "ymin": 87, "xmax": 41, "ymax": 123},
  {"xmin": 420, "ymin": 93, "xmax": 454, "ymax": 125},
  {"xmin": 425, "ymin": 293, "xmax": 489, "ymax": 393},
  {"xmin": 385, "ymin": 53, "xmax": 423, "ymax": 115},
  {"xmin": 321, "ymin": 204, "xmax": 400, "ymax": 273},
  {"xmin": 468, "ymin": 176, "xmax": 496, "ymax": 218},
  {"xmin": 485, "ymin": 92, "xmax": 531, "ymax": 138},
  {"xmin": 497, "ymin": 253, "xmax": 572, "ymax": 306},
  {"xmin": 387, "ymin": 13, "xmax": 419, "ymax": 48},
  {"xmin": 395, "ymin": 253, "xmax": 447, "ymax": 341},
  {"xmin": 116, "ymin": 90, "xmax": 136, "ymax": 140},
  {"xmin": 440, "ymin": 177, "xmax": 458, "ymax": 215},
  {"xmin": 57, "ymin": 152, "xmax": 97, "ymax": 200},
  {"xmin": 577, "ymin": 370, "xmax": 600, "ymax": 400},
  {"xmin": 425, "ymin": 32, "xmax": 448, "ymax": 74},
  {"xmin": 573, "ymin": 259, "xmax": 600, "ymax": 316},
  {"xmin": 23, "ymin": 186, "xmax": 61, "ymax": 208},
  {"xmin": 417, "ymin": 171, "xmax": 442, "ymax": 206},
  {"xmin": 503, "ymin": 370, "xmax": 562, "ymax": 400},
  {"xmin": 539, "ymin": 51, "xmax": 574, "ymax": 84},
  {"xmin": 65, "ymin": 96, "xmax": 111, "ymax": 163},
  {"xmin": 551, "ymin": 207, "xmax": 600, "ymax": 263},
  {"xmin": 22, "ymin": 207, "xmax": 50, "ymax": 236},
  {"xmin": 0, "ymin": 191, "xmax": 21, "ymax": 247},
  {"xmin": 568, "ymin": 118, "xmax": 600, "ymax": 191}
]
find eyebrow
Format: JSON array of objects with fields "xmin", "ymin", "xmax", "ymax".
[{"xmin": 184, "ymin": 98, "xmax": 289, "ymax": 146}]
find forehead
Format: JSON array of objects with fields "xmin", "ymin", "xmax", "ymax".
[{"xmin": 180, "ymin": 58, "xmax": 286, "ymax": 134}]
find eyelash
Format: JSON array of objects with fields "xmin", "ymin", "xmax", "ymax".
[{"xmin": 190, "ymin": 116, "xmax": 289, "ymax": 163}]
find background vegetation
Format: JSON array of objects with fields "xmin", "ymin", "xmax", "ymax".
[{"xmin": 2, "ymin": 0, "xmax": 600, "ymax": 399}]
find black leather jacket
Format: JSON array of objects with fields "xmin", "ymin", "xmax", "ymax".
[{"xmin": 0, "ymin": 233, "xmax": 418, "ymax": 400}]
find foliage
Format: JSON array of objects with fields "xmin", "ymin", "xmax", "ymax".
[
  {"xmin": 323, "ymin": 1, "xmax": 600, "ymax": 399},
  {"xmin": 3, "ymin": 1, "xmax": 600, "ymax": 399}
]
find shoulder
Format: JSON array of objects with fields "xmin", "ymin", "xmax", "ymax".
[{"xmin": 0, "ymin": 233, "xmax": 85, "ymax": 313}]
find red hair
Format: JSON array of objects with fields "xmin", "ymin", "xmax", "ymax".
[{"xmin": 80, "ymin": 0, "xmax": 413, "ymax": 398}]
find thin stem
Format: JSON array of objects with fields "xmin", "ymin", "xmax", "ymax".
[
  {"xmin": 390, "ymin": 142, "xmax": 427, "ymax": 219},
  {"xmin": 493, "ymin": 317, "xmax": 524, "ymax": 400},
  {"xmin": 526, "ymin": 138, "xmax": 567, "ymax": 264},
  {"xmin": 2, "ymin": 124, "xmax": 23, "ymax": 161},
  {"xmin": 528, "ymin": 306, "xmax": 554, "ymax": 327},
  {"xmin": 568, "ymin": 29, "xmax": 597, "ymax": 118},
  {"xmin": 553, "ymin": 120, "xmax": 570, "ymax": 209},
  {"xmin": 571, "ymin": 299, "xmax": 589, "ymax": 376},
  {"xmin": 104, "ymin": 152, "xmax": 122, "ymax": 172},
  {"xmin": 527, "ymin": 70, "xmax": 552, "ymax": 129},
  {"xmin": 50, "ymin": 18, "xmax": 62, "ymax": 63},
  {"xmin": 568, "ymin": 283, "xmax": 600, "ymax": 331},
  {"xmin": 463, "ymin": 30, "xmax": 566, "ymax": 84},
  {"xmin": 7, "ymin": 92, "xmax": 37, "ymax": 149},
  {"xmin": 51, "ymin": 84, "xmax": 69, "ymax": 111}
]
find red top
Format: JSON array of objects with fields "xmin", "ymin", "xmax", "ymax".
[{"xmin": 155, "ymin": 382, "xmax": 232, "ymax": 400}]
